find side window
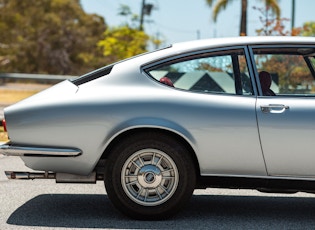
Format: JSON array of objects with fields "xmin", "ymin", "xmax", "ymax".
[
  {"xmin": 253, "ymin": 47, "xmax": 315, "ymax": 96},
  {"xmin": 146, "ymin": 49, "xmax": 253, "ymax": 95}
]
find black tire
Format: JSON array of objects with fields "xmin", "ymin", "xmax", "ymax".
[{"xmin": 104, "ymin": 131, "xmax": 196, "ymax": 220}]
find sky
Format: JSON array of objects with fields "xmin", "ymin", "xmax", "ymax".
[{"xmin": 81, "ymin": 0, "xmax": 315, "ymax": 48}]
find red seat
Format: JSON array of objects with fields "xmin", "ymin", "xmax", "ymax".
[{"xmin": 160, "ymin": 77, "xmax": 174, "ymax": 87}]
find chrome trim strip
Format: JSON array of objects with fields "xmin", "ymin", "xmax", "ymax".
[{"xmin": 0, "ymin": 144, "xmax": 81, "ymax": 157}]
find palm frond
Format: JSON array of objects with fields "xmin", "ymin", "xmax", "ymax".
[
  {"xmin": 212, "ymin": 0, "xmax": 230, "ymax": 22},
  {"xmin": 263, "ymin": 0, "xmax": 281, "ymax": 18}
]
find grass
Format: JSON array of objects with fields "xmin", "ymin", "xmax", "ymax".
[
  {"xmin": 0, "ymin": 89, "xmax": 39, "ymax": 104},
  {"xmin": 0, "ymin": 126, "xmax": 8, "ymax": 142}
]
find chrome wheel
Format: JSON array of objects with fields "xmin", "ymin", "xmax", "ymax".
[{"xmin": 121, "ymin": 149, "xmax": 179, "ymax": 206}]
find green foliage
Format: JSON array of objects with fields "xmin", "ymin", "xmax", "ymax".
[
  {"xmin": 0, "ymin": 0, "xmax": 107, "ymax": 75},
  {"xmin": 286, "ymin": 21, "xmax": 315, "ymax": 37},
  {"xmin": 301, "ymin": 22, "xmax": 315, "ymax": 37},
  {"xmin": 98, "ymin": 26, "xmax": 149, "ymax": 61}
]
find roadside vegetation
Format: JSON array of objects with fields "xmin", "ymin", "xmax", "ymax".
[
  {"xmin": 0, "ymin": 126, "xmax": 8, "ymax": 142},
  {"xmin": 0, "ymin": 0, "xmax": 158, "ymax": 76},
  {"xmin": 0, "ymin": 88, "xmax": 39, "ymax": 104}
]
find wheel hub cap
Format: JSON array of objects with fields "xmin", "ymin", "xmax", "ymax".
[
  {"xmin": 121, "ymin": 149, "xmax": 179, "ymax": 206},
  {"xmin": 138, "ymin": 165, "xmax": 162, "ymax": 188}
]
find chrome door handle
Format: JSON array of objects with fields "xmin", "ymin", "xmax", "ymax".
[{"xmin": 261, "ymin": 104, "xmax": 289, "ymax": 113}]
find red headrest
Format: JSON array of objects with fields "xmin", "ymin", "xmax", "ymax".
[{"xmin": 160, "ymin": 77, "xmax": 174, "ymax": 87}]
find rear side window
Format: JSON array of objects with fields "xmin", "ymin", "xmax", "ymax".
[
  {"xmin": 146, "ymin": 49, "xmax": 253, "ymax": 95},
  {"xmin": 253, "ymin": 47, "xmax": 315, "ymax": 96}
]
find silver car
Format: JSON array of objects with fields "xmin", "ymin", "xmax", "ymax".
[{"xmin": 2, "ymin": 36, "xmax": 315, "ymax": 219}]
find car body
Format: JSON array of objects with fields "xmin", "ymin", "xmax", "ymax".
[{"xmin": 2, "ymin": 36, "xmax": 315, "ymax": 219}]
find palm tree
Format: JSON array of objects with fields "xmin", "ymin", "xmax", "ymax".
[{"xmin": 206, "ymin": 0, "xmax": 281, "ymax": 36}]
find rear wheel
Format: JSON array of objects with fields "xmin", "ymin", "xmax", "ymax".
[{"xmin": 104, "ymin": 132, "xmax": 196, "ymax": 220}]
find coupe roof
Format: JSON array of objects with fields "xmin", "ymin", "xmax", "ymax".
[{"xmin": 171, "ymin": 36, "xmax": 315, "ymax": 52}]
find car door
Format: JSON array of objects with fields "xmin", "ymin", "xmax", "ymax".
[
  {"xmin": 252, "ymin": 45, "xmax": 315, "ymax": 177},
  {"xmin": 146, "ymin": 47, "xmax": 267, "ymax": 176}
]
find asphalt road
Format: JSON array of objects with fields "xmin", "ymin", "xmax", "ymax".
[{"xmin": 2, "ymin": 155, "xmax": 315, "ymax": 230}]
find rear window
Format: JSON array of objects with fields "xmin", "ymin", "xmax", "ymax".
[{"xmin": 72, "ymin": 65, "xmax": 114, "ymax": 86}]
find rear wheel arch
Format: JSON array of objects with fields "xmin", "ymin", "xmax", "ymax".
[{"xmin": 101, "ymin": 128, "xmax": 200, "ymax": 175}]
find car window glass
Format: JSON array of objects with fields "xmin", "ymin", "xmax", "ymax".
[
  {"xmin": 147, "ymin": 49, "xmax": 253, "ymax": 95},
  {"xmin": 253, "ymin": 47, "xmax": 315, "ymax": 96}
]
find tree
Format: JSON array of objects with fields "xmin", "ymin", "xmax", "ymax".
[
  {"xmin": 97, "ymin": 26, "xmax": 149, "ymax": 61},
  {"xmin": 300, "ymin": 21, "xmax": 315, "ymax": 37},
  {"xmin": 254, "ymin": 6, "xmax": 290, "ymax": 36},
  {"xmin": 206, "ymin": 0, "xmax": 281, "ymax": 36},
  {"xmin": 97, "ymin": 4, "xmax": 160, "ymax": 63},
  {"xmin": 117, "ymin": 4, "xmax": 139, "ymax": 29},
  {"xmin": 0, "ymin": 0, "xmax": 107, "ymax": 75}
]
